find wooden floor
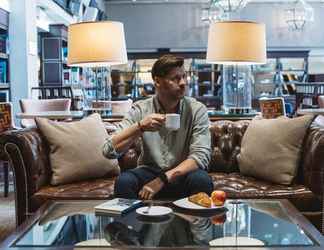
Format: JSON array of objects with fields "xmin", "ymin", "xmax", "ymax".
[{"xmin": 0, "ymin": 184, "xmax": 15, "ymax": 243}]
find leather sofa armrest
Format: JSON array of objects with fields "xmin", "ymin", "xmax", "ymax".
[
  {"xmin": 0, "ymin": 127, "xmax": 51, "ymax": 225},
  {"xmin": 322, "ymin": 182, "xmax": 324, "ymax": 234},
  {"xmin": 301, "ymin": 119, "xmax": 324, "ymax": 199}
]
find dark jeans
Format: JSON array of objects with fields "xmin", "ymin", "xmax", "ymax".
[{"xmin": 114, "ymin": 166, "xmax": 213, "ymax": 199}]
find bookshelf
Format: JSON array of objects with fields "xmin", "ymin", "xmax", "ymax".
[
  {"xmin": 41, "ymin": 24, "xmax": 80, "ymax": 87},
  {"xmin": 109, "ymin": 56, "xmax": 221, "ymax": 100},
  {"xmin": 295, "ymin": 82, "xmax": 324, "ymax": 109},
  {"xmin": 0, "ymin": 8, "xmax": 9, "ymax": 102},
  {"xmin": 253, "ymin": 50, "xmax": 309, "ymax": 97},
  {"xmin": 40, "ymin": 24, "xmax": 83, "ymax": 110}
]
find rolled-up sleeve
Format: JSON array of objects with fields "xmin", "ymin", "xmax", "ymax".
[
  {"xmin": 102, "ymin": 103, "xmax": 142, "ymax": 159},
  {"xmin": 188, "ymin": 105, "xmax": 211, "ymax": 170}
]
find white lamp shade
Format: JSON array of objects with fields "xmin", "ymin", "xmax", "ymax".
[
  {"xmin": 206, "ymin": 21, "xmax": 266, "ymax": 65},
  {"xmin": 68, "ymin": 21, "xmax": 128, "ymax": 67}
]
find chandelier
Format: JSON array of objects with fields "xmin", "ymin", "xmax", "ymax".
[
  {"xmin": 212, "ymin": 0, "xmax": 251, "ymax": 13},
  {"xmin": 285, "ymin": 0, "xmax": 314, "ymax": 31},
  {"xmin": 201, "ymin": 0, "xmax": 250, "ymax": 24},
  {"xmin": 201, "ymin": 4, "xmax": 226, "ymax": 23}
]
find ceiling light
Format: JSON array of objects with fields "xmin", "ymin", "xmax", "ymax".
[{"xmin": 286, "ymin": 0, "xmax": 314, "ymax": 31}]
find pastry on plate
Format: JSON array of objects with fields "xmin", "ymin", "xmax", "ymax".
[{"xmin": 188, "ymin": 192, "xmax": 212, "ymax": 208}]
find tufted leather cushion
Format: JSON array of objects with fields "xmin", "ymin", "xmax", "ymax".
[
  {"xmin": 209, "ymin": 120, "xmax": 250, "ymax": 173},
  {"xmin": 32, "ymin": 172, "xmax": 317, "ymax": 212},
  {"xmin": 34, "ymin": 178, "xmax": 115, "ymax": 200},
  {"xmin": 33, "ymin": 172, "xmax": 313, "ymax": 201},
  {"xmin": 210, "ymin": 172, "xmax": 313, "ymax": 199}
]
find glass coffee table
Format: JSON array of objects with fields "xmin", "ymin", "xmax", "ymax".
[{"xmin": 2, "ymin": 199, "xmax": 323, "ymax": 249}]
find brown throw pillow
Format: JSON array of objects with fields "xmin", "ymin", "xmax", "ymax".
[
  {"xmin": 238, "ymin": 115, "xmax": 314, "ymax": 185},
  {"xmin": 35, "ymin": 113, "xmax": 119, "ymax": 185}
]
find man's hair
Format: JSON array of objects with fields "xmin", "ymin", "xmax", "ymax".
[{"xmin": 151, "ymin": 55, "xmax": 184, "ymax": 79}]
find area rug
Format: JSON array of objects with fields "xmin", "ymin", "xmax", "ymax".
[{"xmin": 0, "ymin": 185, "xmax": 15, "ymax": 243}]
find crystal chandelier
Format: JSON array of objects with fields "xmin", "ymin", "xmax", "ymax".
[
  {"xmin": 212, "ymin": 0, "xmax": 251, "ymax": 13},
  {"xmin": 285, "ymin": 0, "xmax": 314, "ymax": 31},
  {"xmin": 201, "ymin": 4, "xmax": 226, "ymax": 23}
]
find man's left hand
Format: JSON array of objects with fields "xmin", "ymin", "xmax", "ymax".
[{"xmin": 139, "ymin": 178, "xmax": 164, "ymax": 200}]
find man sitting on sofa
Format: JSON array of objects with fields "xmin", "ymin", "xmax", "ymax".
[{"xmin": 103, "ymin": 55, "xmax": 213, "ymax": 200}]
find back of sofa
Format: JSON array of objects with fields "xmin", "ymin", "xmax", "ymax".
[
  {"xmin": 1, "ymin": 119, "xmax": 323, "ymax": 224},
  {"xmin": 209, "ymin": 120, "xmax": 250, "ymax": 173}
]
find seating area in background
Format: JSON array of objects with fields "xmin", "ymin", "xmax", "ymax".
[
  {"xmin": 19, "ymin": 98, "xmax": 71, "ymax": 128},
  {"xmin": 91, "ymin": 99, "xmax": 133, "ymax": 114},
  {"xmin": 31, "ymin": 86, "xmax": 81, "ymax": 110}
]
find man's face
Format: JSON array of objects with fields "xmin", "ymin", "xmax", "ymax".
[{"xmin": 156, "ymin": 66, "xmax": 187, "ymax": 100}]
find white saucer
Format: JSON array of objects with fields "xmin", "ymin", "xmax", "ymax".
[{"xmin": 136, "ymin": 206, "xmax": 173, "ymax": 217}]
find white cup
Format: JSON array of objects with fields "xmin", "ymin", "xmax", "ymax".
[{"xmin": 165, "ymin": 113, "xmax": 180, "ymax": 131}]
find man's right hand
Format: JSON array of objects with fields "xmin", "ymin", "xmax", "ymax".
[{"xmin": 139, "ymin": 114, "xmax": 165, "ymax": 132}]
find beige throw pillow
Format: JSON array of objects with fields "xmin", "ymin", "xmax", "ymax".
[
  {"xmin": 238, "ymin": 115, "xmax": 314, "ymax": 185},
  {"xmin": 35, "ymin": 113, "xmax": 119, "ymax": 185}
]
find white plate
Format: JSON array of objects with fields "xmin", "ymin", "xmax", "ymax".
[
  {"xmin": 209, "ymin": 237, "xmax": 264, "ymax": 246},
  {"xmin": 136, "ymin": 206, "xmax": 173, "ymax": 217},
  {"xmin": 173, "ymin": 198, "xmax": 224, "ymax": 210},
  {"xmin": 75, "ymin": 239, "xmax": 111, "ymax": 246}
]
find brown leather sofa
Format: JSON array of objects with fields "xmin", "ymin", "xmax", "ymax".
[{"xmin": 0, "ymin": 119, "xmax": 323, "ymax": 232}]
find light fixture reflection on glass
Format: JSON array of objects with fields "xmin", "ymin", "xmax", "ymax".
[
  {"xmin": 212, "ymin": 0, "xmax": 251, "ymax": 13},
  {"xmin": 285, "ymin": 0, "xmax": 314, "ymax": 31}
]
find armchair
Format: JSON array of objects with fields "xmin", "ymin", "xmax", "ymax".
[{"xmin": 19, "ymin": 98, "xmax": 71, "ymax": 128}]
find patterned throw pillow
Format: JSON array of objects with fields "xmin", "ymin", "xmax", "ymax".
[{"xmin": 0, "ymin": 103, "xmax": 12, "ymax": 132}]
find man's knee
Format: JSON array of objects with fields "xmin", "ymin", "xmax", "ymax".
[
  {"xmin": 185, "ymin": 169, "xmax": 213, "ymax": 195},
  {"xmin": 114, "ymin": 172, "xmax": 139, "ymax": 198}
]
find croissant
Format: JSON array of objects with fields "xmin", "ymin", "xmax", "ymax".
[{"xmin": 188, "ymin": 192, "xmax": 212, "ymax": 208}]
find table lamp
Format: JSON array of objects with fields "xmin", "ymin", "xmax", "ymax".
[
  {"xmin": 68, "ymin": 21, "xmax": 128, "ymax": 110},
  {"xmin": 206, "ymin": 21, "xmax": 266, "ymax": 113}
]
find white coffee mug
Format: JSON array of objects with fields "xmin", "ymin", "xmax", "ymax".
[{"xmin": 165, "ymin": 113, "xmax": 180, "ymax": 131}]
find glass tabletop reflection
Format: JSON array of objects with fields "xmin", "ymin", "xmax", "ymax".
[{"xmin": 14, "ymin": 200, "xmax": 315, "ymax": 248}]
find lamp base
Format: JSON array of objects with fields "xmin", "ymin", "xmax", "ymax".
[
  {"xmin": 222, "ymin": 65, "xmax": 252, "ymax": 115},
  {"xmin": 226, "ymin": 108, "xmax": 252, "ymax": 114}
]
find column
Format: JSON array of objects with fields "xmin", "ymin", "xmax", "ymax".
[{"xmin": 9, "ymin": 0, "xmax": 38, "ymax": 116}]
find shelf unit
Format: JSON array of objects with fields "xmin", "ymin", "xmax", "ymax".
[
  {"xmin": 295, "ymin": 82, "xmax": 324, "ymax": 108},
  {"xmin": 39, "ymin": 25, "xmax": 83, "ymax": 110},
  {"xmin": 268, "ymin": 50, "xmax": 309, "ymax": 83},
  {"xmin": 0, "ymin": 8, "xmax": 9, "ymax": 102},
  {"xmin": 252, "ymin": 50, "xmax": 309, "ymax": 101},
  {"xmin": 41, "ymin": 24, "xmax": 80, "ymax": 87},
  {"xmin": 109, "ymin": 53, "xmax": 221, "ymax": 100}
]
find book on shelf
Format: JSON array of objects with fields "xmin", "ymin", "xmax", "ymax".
[
  {"xmin": 0, "ymin": 60, "xmax": 7, "ymax": 83},
  {"xmin": 94, "ymin": 198, "xmax": 143, "ymax": 216}
]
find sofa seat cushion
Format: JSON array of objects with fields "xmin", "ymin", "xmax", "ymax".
[
  {"xmin": 33, "ymin": 177, "xmax": 116, "ymax": 200},
  {"xmin": 210, "ymin": 172, "xmax": 313, "ymax": 199},
  {"xmin": 33, "ymin": 172, "xmax": 318, "ymax": 214}
]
